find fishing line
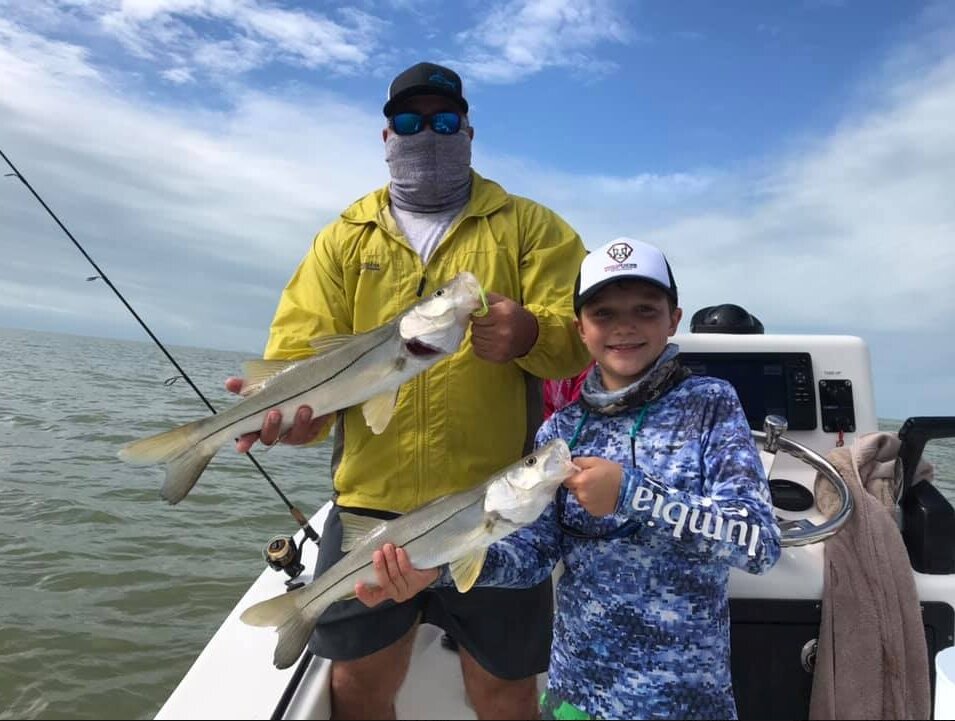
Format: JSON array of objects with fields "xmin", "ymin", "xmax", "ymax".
[{"xmin": 1, "ymin": 147, "xmax": 319, "ymax": 544}]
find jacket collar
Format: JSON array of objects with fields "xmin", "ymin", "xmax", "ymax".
[{"xmin": 340, "ymin": 170, "xmax": 509, "ymax": 226}]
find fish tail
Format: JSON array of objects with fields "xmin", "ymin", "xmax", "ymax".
[
  {"xmin": 118, "ymin": 419, "xmax": 218, "ymax": 504},
  {"xmin": 159, "ymin": 444, "xmax": 218, "ymax": 504},
  {"xmin": 273, "ymin": 613, "xmax": 317, "ymax": 669},
  {"xmin": 119, "ymin": 418, "xmax": 207, "ymax": 464},
  {"xmin": 241, "ymin": 586, "xmax": 329, "ymax": 669},
  {"xmin": 240, "ymin": 589, "xmax": 304, "ymax": 627}
]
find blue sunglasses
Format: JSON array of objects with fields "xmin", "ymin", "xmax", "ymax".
[{"xmin": 390, "ymin": 111, "xmax": 463, "ymax": 136}]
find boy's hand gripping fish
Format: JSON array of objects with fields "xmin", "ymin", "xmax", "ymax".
[{"xmin": 241, "ymin": 438, "xmax": 577, "ymax": 669}]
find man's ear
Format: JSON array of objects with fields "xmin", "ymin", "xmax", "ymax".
[
  {"xmin": 466, "ymin": 126, "xmax": 474, "ymax": 140},
  {"xmin": 382, "ymin": 128, "xmax": 388, "ymax": 143}
]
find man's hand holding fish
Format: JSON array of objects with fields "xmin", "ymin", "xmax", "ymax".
[
  {"xmin": 223, "ymin": 285, "xmax": 537, "ymax": 454},
  {"xmin": 223, "ymin": 379, "xmax": 332, "ymax": 453},
  {"xmin": 239, "ymin": 439, "xmax": 577, "ymax": 669}
]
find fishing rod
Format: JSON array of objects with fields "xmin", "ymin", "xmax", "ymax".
[{"xmin": 1, "ymin": 147, "xmax": 320, "ymax": 565}]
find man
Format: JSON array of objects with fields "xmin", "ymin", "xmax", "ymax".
[{"xmin": 229, "ymin": 61, "xmax": 590, "ymax": 720}]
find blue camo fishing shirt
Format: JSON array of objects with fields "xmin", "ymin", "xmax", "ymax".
[{"xmin": 474, "ymin": 375, "xmax": 782, "ymax": 720}]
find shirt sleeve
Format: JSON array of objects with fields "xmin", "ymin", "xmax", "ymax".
[
  {"xmin": 264, "ymin": 227, "xmax": 351, "ymax": 361},
  {"xmin": 511, "ymin": 201, "xmax": 592, "ymax": 380},
  {"xmin": 260, "ymin": 227, "xmax": 349, "ymax": 443},
  {"xmin": 617, "ymin": 385, "xmax": 782, "ymax": 574}
]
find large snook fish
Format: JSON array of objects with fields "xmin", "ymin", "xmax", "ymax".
[
  {"xmin": 118, "ymin": 272, "xmax": 484, "ymax": 504},
  {"xmin": 241, "ymin": 438, "xmax": 577, "ymax": 669}
]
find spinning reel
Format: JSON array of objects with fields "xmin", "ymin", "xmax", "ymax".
[{"xmin": 263, "ymin": 534, "xmax": 306, "ymax": 589}]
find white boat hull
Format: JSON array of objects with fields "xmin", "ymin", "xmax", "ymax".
[{"xmin": 157, "ymin": 332, "xmax": 955, "ymax": 719}]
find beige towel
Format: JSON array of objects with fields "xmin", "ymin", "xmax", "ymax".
[{"xmin": 810, "ymin": 432, "xmax": 932, "ymax": 720}]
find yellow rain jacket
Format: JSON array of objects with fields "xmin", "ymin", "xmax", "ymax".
[{"xmin": 264, "ymin": 172, "xmax": 590, "ymax": 512}]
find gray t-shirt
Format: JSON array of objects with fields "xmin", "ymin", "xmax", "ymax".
[{"xmin": 391, "ymin": 203, "xmax": 464, "ymax": 264}]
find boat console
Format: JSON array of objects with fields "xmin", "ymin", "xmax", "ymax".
[
  {"xmin": 677, "ymin": 320, "xmax": 955, "ymax": 720},
  {"xmin": 677, "ymin": 331, "xmax": 876, "ymax": 560}
]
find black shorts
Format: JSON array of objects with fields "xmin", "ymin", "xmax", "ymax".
[{"xmin": 307, "ymin": 503, "xmax": 553, "ymax": 680}]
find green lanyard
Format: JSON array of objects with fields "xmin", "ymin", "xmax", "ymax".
[
  {"xmin": 556, "ymin": 403, "xmax": 652, "ymax": 541},
  {"xmin": 566, "ymin": 403, "xmax": 651, "ymax": 467}
]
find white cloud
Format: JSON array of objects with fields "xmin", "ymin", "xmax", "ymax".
[
  {"xmin": 160, "ymin": 65, "xmax": 194, "ymax": 84},
  {"xmin": 191, "ymin": 36, "xmax": 267, "ymax": 74},
  {"xmin": 644, "ymin": 54, "xmax": 955, "ymax": 338},
  {"xmin": 470, "ymin": 32, "xmax": 955, "ymax": 347},
  {"xmin": 0, "ymin": 18, "xmax": 101, "ymax": 81},
  {"xmin": 475, "ymin": 150, "xmax": 721, "ymax": 243},
  {"xmin": 0, "ymin": 280, "xmax": 91, "ymax": 317},
  {"xmin": 456, "ymin": 0, "xmax": 631, "ymax": 82},
  {"xmin": 232, "ymin": 4, "xmax": 383, "ymax": 69},
  {"xmin": 2, "ymin": 4, "xmax": 955, "ymax": 417},
  {"xmin": 0, "ymin": 19, "xmax": 388, "ymax": 351},
  {"xmin": 471, "ymin": 19, "xmax": 955, "ymax": 416},
  {"xmin": 4, "ymin": 0, "xmax": 386, "ymax": 82}
]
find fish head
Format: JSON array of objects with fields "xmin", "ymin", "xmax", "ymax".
[
  {"xmin": 398, "ymin": 272, "xmax": 484, "ymax": 357},
  {"xmin": 483, "ymin": 439, "xmax": 577, "ymax": 525}
]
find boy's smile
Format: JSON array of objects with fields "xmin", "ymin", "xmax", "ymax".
[{"xmin": 576, "ymin": 280, "xmax": 682, "ymax": 391}]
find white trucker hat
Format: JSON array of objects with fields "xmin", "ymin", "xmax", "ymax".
[{"xmin": 574, "ymin": 237, "xmax": 678, "ymax": 313}]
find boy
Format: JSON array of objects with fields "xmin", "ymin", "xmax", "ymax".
[{"xmin": 358, "ymin": 237, "xmax": 782, "ymax": 720}]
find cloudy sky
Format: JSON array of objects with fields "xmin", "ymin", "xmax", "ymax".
[{"xmin": 1, "ymin": 0, "xmax": 953, "ymax": 419}]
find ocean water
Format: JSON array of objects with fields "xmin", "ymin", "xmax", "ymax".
[
  {"xmin": 0, "ymin": 327, "xmax": 333, "ymax": 720},
  {"xmin": 0, "ymin": 326, "xmax": 952, "ymax": 719}
]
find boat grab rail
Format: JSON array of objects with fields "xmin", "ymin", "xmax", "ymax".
[{"xmin": 753, "ymin": 415, "xmax": 853, "ymax": 547}]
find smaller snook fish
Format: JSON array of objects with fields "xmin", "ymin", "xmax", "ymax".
[
  {"xmin": 241, "ymin": 438, "xmax": 577, "ymax": 669},
  {"xmin": 118, "ymin": 272, "xmax": 484, "ymax": 504}
]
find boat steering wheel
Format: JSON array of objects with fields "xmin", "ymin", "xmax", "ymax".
[{"xmin": 753, "ymin": 415, "xmax": 853, "ymax": 546}]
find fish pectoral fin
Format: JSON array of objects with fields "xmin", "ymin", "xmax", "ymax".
[
  {"xmin": 362, "ymin": 389, "xmax": 399, "ymax": 435},
  {"xmin": 339, "ymin": 512, "xmax": 388, "ymax": 553},
  {"xmin": 239, "ymin": 359, "xmax": 300, "ymax": 397},
  {"xmin": 308, "ymin": 334, "xmax": 357, "ymax": 356},
  {"xmin": 448, "ymin": 548, "xmax": 488, "ymax": 593}
]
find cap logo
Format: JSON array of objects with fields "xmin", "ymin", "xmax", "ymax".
[
  {"xmin": 607, "ymin": 242, "xmax": 633, "ymax": 264},
  {"xmin": 428, "ymin": 73, "xmax": 458, "ymax": 91}
]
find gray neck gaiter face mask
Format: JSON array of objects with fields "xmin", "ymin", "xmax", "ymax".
[{"xmin": 386, "ymin": 131, "xmax": 472, "ymax": 213}]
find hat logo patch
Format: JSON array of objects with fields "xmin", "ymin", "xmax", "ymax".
[
  {"xmin": 429, "ymin": 73, "xmax": 458, "ymax": 90},
  {"xmin": 607, "ymin": 242, "xmax": 633, "ymax": 264}
]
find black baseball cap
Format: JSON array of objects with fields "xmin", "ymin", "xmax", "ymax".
[{"xmin": 383, "ymin": 62, "xmax": 468, "ymax": 117}]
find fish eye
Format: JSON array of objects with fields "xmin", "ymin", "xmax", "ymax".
[
  {"xmin": 434, "ymin": 289, "xmax": 445, "ymax": 297},
  {"xmin": 524, "ymin": 457, "xmax": 537, "ymax": 467}
]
